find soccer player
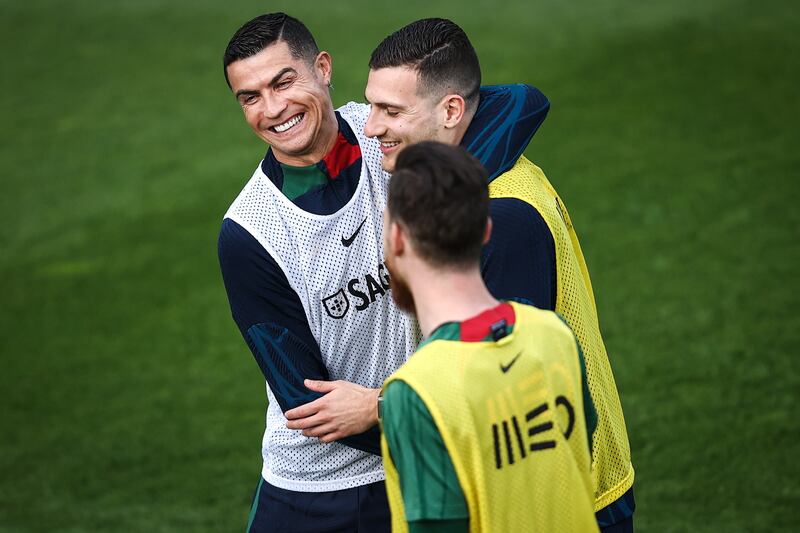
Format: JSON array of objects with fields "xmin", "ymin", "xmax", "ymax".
[
  {"xmin": 380, "ymin": 141, "xmax": 600, "ymax": 532},
  {"xmin": 360, "ymin": 19, "xmax": 636, "ymax": 531},
  {"xmin": 218, "ymin": 12, "xmax": 549, "ymax": 532}
]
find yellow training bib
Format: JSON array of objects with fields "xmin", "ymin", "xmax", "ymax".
[
  {"xmin": 383, "ymin": 303, "xmax": 598, "ymax": 533},
  {"xmin": 489, "ymin": 157, "xmax": 634, "ymax": 509}
]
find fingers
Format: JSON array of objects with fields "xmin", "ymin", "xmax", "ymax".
[
  {"xmin": 283, "ymin": 380, "xmax": 373, "ymax": 440},
  {"xmin": 286, "ymin": 410, "xmax": 328, "ymax": 430},
  {"xmin": 284, "ymin": 398, "xmax": 323, "ymax": 420},
  {"xmin": 301, "ymin": 424, "xmax": 340, "ymax": 440},
  {"xmin": 285, "ymin": 381, "xmax": 342, "ymax": 420},
  {"xmin": 304, "ymin": 379, "xmax": 340, "ymax": 393},
  {"xmin": 318, "ymin": 432, "xmax": 341, "ymax": 443},
  {"xmin": 287, "ymin": 417, "xmax": 343, "ymax": 441}
]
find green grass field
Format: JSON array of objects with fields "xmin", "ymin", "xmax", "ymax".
[{"xmin": 1, "ymin": 0, "xmax": 798, "ymax": 530}]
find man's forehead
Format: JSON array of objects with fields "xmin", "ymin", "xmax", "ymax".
[
  {"xmin": 229, "ymin": 41, "xmax": 307, "ymax": 83},
  {"xmin": 366, "ymin": 66, "xmax": 422, "ymax": 104}
]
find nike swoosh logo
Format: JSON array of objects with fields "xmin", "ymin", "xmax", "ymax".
[
  {"xmin": 341, "ymin": 217, "xmax": 367, "ymax": 247},
  {"xmin": 500, "ymin": 352, "xmax": 522, "ymax": 374}
]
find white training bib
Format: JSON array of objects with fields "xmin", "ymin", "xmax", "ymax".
[{"xmin": 225, "ymin": 102, "xmax": 421, "ymax": 492}]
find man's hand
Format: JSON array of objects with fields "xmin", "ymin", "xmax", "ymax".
[{"xmin": 284, "ymin": 380, "xmax": 381, "ymax": 443}]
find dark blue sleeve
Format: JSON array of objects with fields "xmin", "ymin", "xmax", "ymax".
[
  {"xmin": 218, "ymin": 218, "xmax": 381, "ymax": 455},
  {"xmin": 461, "ymin": 84, "xmax": 550, "ymax": 181},
  {"xmin": 480, "ymin": 198, "xmax": 556, "ymax": 311}
]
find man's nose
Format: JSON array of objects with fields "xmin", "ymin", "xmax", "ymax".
[
  {"xmin": 261, "ymin": 92, "xmax": 288, "ymax": 120},
  {"xmin": 364, "ymin": 106, "xmax": 385, "ymax": 138}
]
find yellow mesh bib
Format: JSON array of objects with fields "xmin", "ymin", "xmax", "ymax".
[
  {"xmin": 488, "ymin": 157, "xmax": 634, "ymax": 509},
  {"xmin": 382, "ymin": 303, "xmax": 598, "ymax": 532}
]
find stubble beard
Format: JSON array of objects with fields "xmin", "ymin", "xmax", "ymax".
[{"xmin": 384, "ymin": 254, "xmax": 415, "ymax": 315}]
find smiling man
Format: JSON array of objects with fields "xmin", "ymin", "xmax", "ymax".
[
  {"xmin": 221, "ymin": 16, "xmax": 415, "ymax": 533},
  {"xmin": 360, "ymin": 18, "xmax": 636, "ymax": 532},
  {"xmin": 365, "ymin": 66, "xmax": 466, "ymax": 172},
  {"xmin": 217, "ymin": 12, "xmax": 549, "ymax": 533},
  {"xmin": 227, "ymin": 41, "xmax": 338, "ymax": 166}
]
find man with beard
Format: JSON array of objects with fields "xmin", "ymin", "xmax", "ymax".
[
  {"xmin": 380, "ymin": 141, "xmax": 599, "ymax": 533},
  {"xmin": 218, "ymin": 12, "xmax": 548, "ymax": 532}
]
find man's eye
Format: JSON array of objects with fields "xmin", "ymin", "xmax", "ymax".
[
  {"xmin": 386, "ymin": 109, "xmax": 399, "ymax": 117},
  {"xmin": 241, "ymin": 95, "xmax": 257, "ymax": 106},
  {"xmin": 276, "ymin": 79, "xmax": 293, "ymax": 90}
]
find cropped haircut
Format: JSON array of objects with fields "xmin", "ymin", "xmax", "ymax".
[
  {"xmin": 369, "ymin": 18, "xmax": 481, "ymax": 110},
  {"xmin": 223, "ymin": 13, "xmax": 320, "ymax": 88},
  {"xmin": 388, "ymin": 142, "xmax": 489, "ymax": 269}
]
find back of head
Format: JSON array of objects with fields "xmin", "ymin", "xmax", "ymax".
[
  {"xmin": 223, "ymin": 12, "xmax": 320, "ymax": 87},
  {"xmin": 388, "ymin": 141, "xmax": 489, "ymax": 269},
  {"xmin": 369, "ymin": 18, "xmax": 481, "ymax": 110}
]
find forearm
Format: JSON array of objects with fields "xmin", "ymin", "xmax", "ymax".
[
  {"xmin": 337, "ymin": 425, "xmax": 382, "ymax": 456},
  {"xmin": 219, "ymin": 219, "xmax": 332, "ymax": 410},
  {"xmin": 285, "ymin": 380, "xmax": 382, "ymax": 452}
]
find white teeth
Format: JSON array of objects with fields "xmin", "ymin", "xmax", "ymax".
[
  {"xmin": 273, "ymin": 114, "xmax": 303, "ymax": 133},
  {"xmin": 381, "ymin": 141, "xmax": 400, "ymax": 148}
]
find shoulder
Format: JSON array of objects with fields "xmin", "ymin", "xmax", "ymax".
[
  {"xmin": 383, "ymin": 342, "xmax": 447, "ymax": 397},
  {"xmin": 489, "ymin": 196, "xmax": 548, "ymax": 227},
  {"xmin": 384, "ymin": 379, "xmax": 421, "ymax": 409},
  {"xmin": 217, "ymin": 218, "xmax": 287, "ymax": 293},
  {"xmin": 513, "ymin": 302, "xmax": 573, "ymax": 337},
  {"xmin": 489, "ymin": 156, "xmax": 550, "ymax": 202},
  {"xmin": 218, "ymin": 217, "xmax": 257, "ymax": 256},
  {"xmin": 224, "ymin": 163, "xmax": 272, "ymax": 218},
  {"xmin": 506, "ymin": 155, "xmax": 546, "ymax": 177},
  {"xmin": 383, "ymin": 380, "xmax": 437, "ymax": 444},
  {"xmin": 336, "ymin": 101, "xmax": 385, "ymax": 174},
  {"xmin": 478, "ymin": 84, "xmax": 549, "ymax": 115},
  {"xmin": 383, "ymin": 380, "xmax": 434, "ymax": 442},
  {"xmin": 336, "ymin": 101, "xmax": 370, "ymax": 127}
]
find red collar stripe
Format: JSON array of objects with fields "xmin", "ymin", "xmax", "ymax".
[
  {"xmin": 460, "ymin": 302, "xmax": 516, "ymax": 342},
  {"xmin": 322, "ymin": 133, "xmax": 362, "ymax": 180}
]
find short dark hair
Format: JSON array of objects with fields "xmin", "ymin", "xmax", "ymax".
[
  {"xmin": 223, "ymin": 13, "xmax": 320, "ymax": 88},
  {"xmin": 369, "ymin": 18, "xmax": 481, "ymax": 110},
  {"xmin": 388, "ymin": 141, "xmax": 489, "ymax": 269}
]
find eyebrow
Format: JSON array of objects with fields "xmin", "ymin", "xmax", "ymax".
[
  {"xmin": 235, "ymin": 89, "xmax": 259, "ymax": 100},
  {"xmin": 364, "ymin": 95, "xmax": 406, "ymax": 110},
  {"xmin": 235, "ymin": 67, "xmax": 298, "ymax": 99},
  {"xmin": 268, "ymin": 67, "xmax": 297, "ymax": 87}
]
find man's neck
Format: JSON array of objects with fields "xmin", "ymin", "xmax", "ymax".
[{"xmin": 408, "ymin": 261, "xmax": 499, "ymax": 338}]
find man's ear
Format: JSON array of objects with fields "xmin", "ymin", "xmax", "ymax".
[
  {"xmin": 441, "ymin": 94, "xmax": 466, "ymax": 130},
  {"xmin": 483, "ymin": 217, "xmax": 493, "ymax": 245},
  {"xmin": 315, "ymin": 51, "xmax": 333, "ymax": 85},
  {"xmin": 390, "ymin": 220, "xmax": 406, "ymax": 257}
]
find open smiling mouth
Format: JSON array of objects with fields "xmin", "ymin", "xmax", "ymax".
[
  {"xmin": 379, "ymin": 140, "xmax": 400, "ymax": 153},
  {"xmin": 271, "ymin": 113, "xmax": 305, "ymax": 133}
]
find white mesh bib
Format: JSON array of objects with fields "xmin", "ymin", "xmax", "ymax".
[{"xmin": 225, "ymin": 103, "xmax": 421, "ymax": 492}]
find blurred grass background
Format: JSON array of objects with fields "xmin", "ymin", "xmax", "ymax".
[{"xmin": 0, "ymin": 0, "xmax": 797, "ymax": 531}]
